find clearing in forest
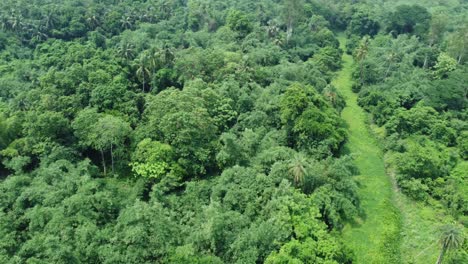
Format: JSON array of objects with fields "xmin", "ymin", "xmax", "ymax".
[{"xmin": 334, "ymin": 36, "xmax": 402, "ymax": 264}]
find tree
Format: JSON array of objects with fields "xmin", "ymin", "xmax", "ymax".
[
  {"xmin": 354, "ymin": 36, "xmax": 370, "ymax": 85},
  {"xmin": 92, "ymin": 115, "xmax": 131, "ymax": 174},
  {"xmin": 313, "ymin": 46, "xmax": 342, "ymax": 72},
  {"xmin": 117, "ymin": 43, "xmax": 135, "ymax": 62},
  {"xmin": 387, "ymin": 5, "xmax": 431, "ymax": 37},
  {"xmin": 280, "ymin": 83, "xmax": 347, "ymax": 154},
  {"xmin": 347, "ymin": 8, "xmax": 380, "ymax": 37},
  {"xmin": 41, "ymin": 9, "xmax": 58, "ymax": 32},
  {"xmin": 264, "ymin": 195, "xmax": 352, "ymax": 263},
  {"xmin": 137, "ymin": 89, "xmax": 218, "ymax": 175},
  {"xmin": 73, "ymin": 109, "xmax": 131, "ymax": 175},
  {"xmin": 282, "ymin": 0, "xmax": 304, "ymax": 45},
  {"xmin": 446, "ymin": 24, "xmax": 468, "ymax": 64},
  {"xmin": 130, "ymin": 138, "xmax": 184, "ymax": 191},
  {"xmin": 436, "ymin": 225, "xmax": 465, "ymax": 264},
  {"xmin": 119, "ymin": 15, "xmax": 133, "ymax": 30},
  {"xmin": 106, "ymin": 201, "xmax": 177, "ymax": 262},
  {"xmin": 85, "ymin": 11, "xmax": 101, "ymax": 30},
  {"xmin": 426, "ymin": 66, "xmax": 467, "ymax": 111},
  {"xmin": 428, "ymin": 13, "xmax": 447, "ymax": 46},
  {"xmin": 134, "ymin": 54, "xmax": 151, "ymax": 92},
  {"xmin": 386, "ymin": 105, "xmax": 438, "ymax": 136},
  {"xmin": 288, "ymin": 153, "xmax": 308, "ymax": 187},
  {"xmin": 395, "ymin": 139, "xmax": 449, "ymax": 181},
  {"xmin": 0, "ymin": 114, "xmax": 15, "ymax": 150},
  {"xmin": 226, "ymin": 10, "xmax": 252, "ymax": 38},
  {"xmin": 23, "ymin": 111, "xmax": 71, "ymax": 144},
  {"xmin": 216, "ymin": 132, "xmax": 248, "ymax": 169},
  {"xmin": 433, "ymin": 53, "xmax": 457, "ymax": 79},
  {"xmin": 417, "ymin": 13, "xmax": 447, "ymax": 68}
]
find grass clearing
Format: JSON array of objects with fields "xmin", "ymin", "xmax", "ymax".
[
  {"xmin": 334, "ymin": 35, "xmax": 402, "ymax": 264},
  {"xmin": 334, "ymin": 35, "xmax": 456, "ymax": 264}
]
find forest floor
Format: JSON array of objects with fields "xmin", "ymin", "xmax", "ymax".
[{"xmin": 335, "ymin": 35, "xmax": 452, "ymax": 264}]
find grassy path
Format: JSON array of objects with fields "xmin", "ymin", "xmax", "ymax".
[{"xmin": 333, "ymin": 36, "xmax": 402, "ymax": 264}]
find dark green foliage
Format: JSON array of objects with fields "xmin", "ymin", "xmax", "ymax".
[
  {"xmin": 280, "ymin": 83, "xmax": 347, "ymax": 155},
  {"xmin": 347, "ymin": 7, "xmax": 380, "ymax": 37},
  {"xmin": 1, "ymin": 0, "xmax": 465, "ymax": 263},
  {"xmin": 395, "ymin": 139, "xmax": 450, "ymax": 180},
  {"xmin": 387, "ymin": 5, "xmax": 431, "ymax": 37},
  {"xmin": 226, "ymin": 10, "xmax": 252, "ymax": 37},
  {"xmin": 425, "ymin": 66, "xmax": 468, "ymax": 111},
  {"xmin": 136, "ymin": 88, "xmax": 219, "ymax": 176}
]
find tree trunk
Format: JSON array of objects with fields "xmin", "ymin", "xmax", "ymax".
[
  {"xmin": 286, "ymin": 15, "xmax": 293, "ymax": 45},
  {"xmin": 286, "ymin": 24, "xmax": 292, "ymax": 45},
  {"xmin": 385, "ymin": 64, "xmax": 392, "ymax": 78},
  {"xmin": 151, "ymin": 68, "xmax": 155, "ymax": 92},
  {"xmin": 436, "ymin": 246, "xmax": 446, "ymax": 264},
  {"xmin": 360, "ymin": 62, "xmax": 364, "ymax": 84},
  {"xmin": 423, "ymin": 54, "xmax": 428, "ymax": 68},
  {"xmin": 110, "ymin": 144, "xmax": 114, "ymax": 174},
  {"xmin": 100, "ymin": 149, "xmax": 107, "ymax": 176},
  {"xmin": 142, "ymin": 74, "xmax": 145, "ymax": 92},
  {"xmin": 424, "ymin": 41, "xmax": 433, "ymax": 68}
]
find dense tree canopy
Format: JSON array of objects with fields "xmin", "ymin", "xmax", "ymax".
[{"xmin": 0, "ymin": 0, "xmax": 466, "ymax": 263}]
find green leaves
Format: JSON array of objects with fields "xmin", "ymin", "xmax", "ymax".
[
  {"xmin": 73, "ymin": 110, "xmax": 131, "ymax": 153},
  {"xmin": 138, "ymin": 88, "xmax": 218, "ymax": 175},
  {"xmin": 130, "ymin": 138, "xmax": 184, "ymax": 191},
  {"xmin": 226, "ymin": 10, "xmax": 252, "ymax": 38},
  {"xmin": 387, "ymin": 5, "xmax": 431, "ymax": 37},
  {"xmin": 72, "ymin": 109, "xmax": 131, "ymax": 175},
  {"xmin": 280, "ymin": 83, "xmax": 347, "ymax": 154},
  {"xmin": 395, "ymin": 139, "xmax": 450, "ymax": 180},
  {"xmin": 433, "ymin": 52, "xmax": 457, "ymax": 79},
  {"xmin": 265, "ymin": 195, "xmax": 352, "ymax": 264}
]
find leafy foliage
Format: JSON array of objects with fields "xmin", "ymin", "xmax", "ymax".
[{"xmin": 0, "ymin": 0, "xmax": 466, "ymax": 263}]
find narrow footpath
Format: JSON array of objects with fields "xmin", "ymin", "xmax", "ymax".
[{"xmin": 333, "ymin": 36, "xmax": 402, "ymax": 264}]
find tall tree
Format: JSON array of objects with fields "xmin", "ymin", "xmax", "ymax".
[
  {"xmin": 282, "ymin": 0, "xmax": 303, "ymax": 45},
  {"xmin": 117, "ymin": 43, "xmax": 135, "ymax": 62},
  {"xmin": 354, "ymin": 36, "xmax": 370, "ymax": 85},
  {"xmin": 73, "ymin": 110, "xmax": 131, "ymax": 175},
  {"xmin": 135, "ymin": 54, "xmax": 151, "ymax": 92},
  {"xmin": 288, "ymin": 153, "xmax": 308, "ymax": 187},
  {"xmin": 387, "ymin": 5, "xmax": 431, "ymax": 37},
  {"xmin": 446, "ymin": 24, "xmax": 468, "ymax": 64},
  {"xmin": 92, "ymin": 115, "xmax": 132, "ymax": 174}
]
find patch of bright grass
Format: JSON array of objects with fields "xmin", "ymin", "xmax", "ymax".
[{"xmin": 334, "ymin": 34, "xmax": 402, "ymax": 264}]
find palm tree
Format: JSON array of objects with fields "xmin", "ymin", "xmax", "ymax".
[
  {"xmin": 436, "ymin": 225, "xmax": 464, "ymax": 264},
  {"xmin": 146, "ymin": 48, "xmax": 160, "ymax": 80},
  {"xmin": 160, "ymin": 44, "xmax": 174, "ymax": 66},
  {"xmin": 0, "ymin": 15, "xmax": 8, "ymax": 30},
  {"xmin": 266, "ymin": 20, "xmax": 280, "ymax": 39},
  {"xmin": 135, "ymin": 54, "xmax": 151, "ymax": 92},
  {"xmin": 8, "ymin": 13, "xmax": 23, "ymax": 32},
  {"xmin": 159, "ymin": 0, "xmax": 172, "ymax": 20},
  {"xmin": 41, "ymin": 9, "xmax": 58, "ymax": 31},
  {"xmin": 30, "ymin": 28, "xmax": 48, "ymax": 44},
  {"xmin": 120, "ymin": 15, "xmax": 133, "ymax": 30},
  {"xmin": 288, "ymin": 154, "xmax": 308, "ymax": 187},
  {"xmin": 355, "ymin": 36, "xmax": 370, "ymax": 85},
  {"xmin": 273, "ymin": 37, "xmax": 283, "ymax": 46},
  {"xmin": 117, "ymin": 43, "xmax": 135, "ymax": 61},
  {"xmin": 86, "ymin": 13, "xmax": 101, "ymax": 30}
]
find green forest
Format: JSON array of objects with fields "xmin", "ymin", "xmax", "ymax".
[{"xmin": 0, "ymin": 0, "xmax": 466, "ymax": 263}]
